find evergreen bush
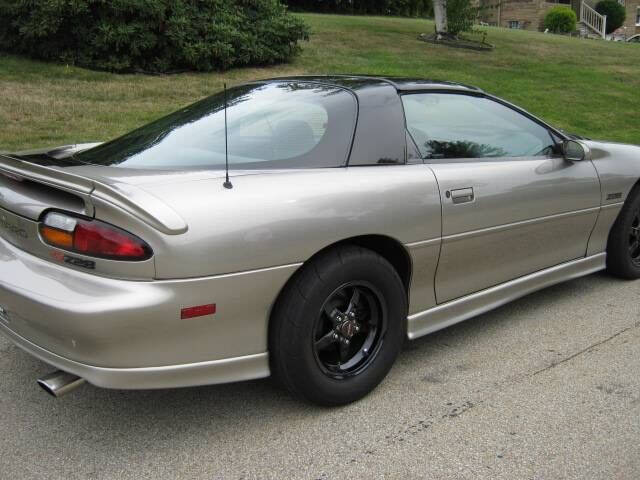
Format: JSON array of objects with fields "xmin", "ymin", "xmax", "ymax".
[
  {"xmin": 595, "ymin": 0, "xmax": 626, "ymax": 34},
  {"xmin": 0, "ymin": 0, "xmax": 309, "ymax": 73},
  {"xmin": 543, "ymin": 6, "xmax": 578, "ymax": 34}
]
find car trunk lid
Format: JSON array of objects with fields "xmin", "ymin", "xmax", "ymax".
[{"xmin": 0, "ymin": 150, "xmax": 189, "ymax": 279}]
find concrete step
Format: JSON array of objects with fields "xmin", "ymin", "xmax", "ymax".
[{"xmin": 578, "ymin": 21, "xmax": 603, "ymax": 39}]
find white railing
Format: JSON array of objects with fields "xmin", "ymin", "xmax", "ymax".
[{"xmin": 580, "ymin": 0, "xmax": 607, "ymax": 39}]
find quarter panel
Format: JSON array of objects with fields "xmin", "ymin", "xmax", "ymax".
[{"xmin": 139, "ymin": 165, "xmax": 442, "ymax": 280}]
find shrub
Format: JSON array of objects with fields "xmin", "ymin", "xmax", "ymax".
[
  {"xmin": 0, "ymin": 0, "xmax": 310, "ymax": 73},
  {"xmin": 543, "ymin": 6, "xmax": 577, "ymax": 33},
  {"xmin": 595, "ymin": 0, "xmax": 626, "ymax": 34},
  {"xmin": 447, "ymin": 0, "xmax": 480, "ymax": 36}
]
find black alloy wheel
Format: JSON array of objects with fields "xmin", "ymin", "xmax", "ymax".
[
  {"xmin": 313, "ymin": 282, "xmax": 387, "ymax": 379},
  {"xmin": 269, "ymin": 245, "xmax": 407, "ymax": 406}
]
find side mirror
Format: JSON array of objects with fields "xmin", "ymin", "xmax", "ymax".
[{"xmin": 562, "ymin": 140, "xmax": 586, "ymax": 162}]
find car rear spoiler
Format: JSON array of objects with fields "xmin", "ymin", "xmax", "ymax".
[{"xmin": 0, "ymin": 154, "xmax": 188, "ymax": 235}]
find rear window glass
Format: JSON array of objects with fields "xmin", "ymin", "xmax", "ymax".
[{"xmin": 76, "ymin": 82, "xmax": 357, "ymax": 170}]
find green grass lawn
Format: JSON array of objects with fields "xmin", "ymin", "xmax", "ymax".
[{"xmin": 1, "ymin": 14, "xmax": 639, "ymax": 151}]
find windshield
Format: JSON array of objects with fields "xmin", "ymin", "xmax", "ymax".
[{"xmin": 76, "ymin": 82, "xmax": 357, "ymax": 170}]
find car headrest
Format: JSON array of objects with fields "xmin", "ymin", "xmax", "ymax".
[{"xmin": 273, "ymin": 120, "xmax": 316, "ymax": 158}]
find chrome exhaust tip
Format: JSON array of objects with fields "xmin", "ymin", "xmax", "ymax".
[{"xmin": 37, "ymin": 370, "xmax": 86, "ymax": 398}]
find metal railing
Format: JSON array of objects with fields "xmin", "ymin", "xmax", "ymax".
[{"xmin": 580, "ymin": 0, "xmax": 607, "ymax": 39}]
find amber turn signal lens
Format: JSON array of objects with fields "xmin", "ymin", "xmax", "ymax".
[{"xmin": 39, "ymin": 225, "xmax": 73, "ymax": 249}]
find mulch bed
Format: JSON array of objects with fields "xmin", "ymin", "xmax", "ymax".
[{"xmin": 418, "ymin": 32, "xmax": 494, "ymax": 51}]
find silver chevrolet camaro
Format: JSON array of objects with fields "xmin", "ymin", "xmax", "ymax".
[{"xmin": 1, "ymin": 76, "xmax": 639, "ymax": 405}]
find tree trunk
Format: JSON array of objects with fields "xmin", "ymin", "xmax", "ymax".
[{"xmin": 433, "ymin": 0, "xmax": 448, "ymax": 39}]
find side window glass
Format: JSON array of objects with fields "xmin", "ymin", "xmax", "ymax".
[{"xmin": 401, "ymin": 93, "xmax": 556, "ymax": 160}]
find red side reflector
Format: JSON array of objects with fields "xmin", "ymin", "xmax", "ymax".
[{"xmin": 181, "ymin": 304, "xmax": 216, "ymax": 320}]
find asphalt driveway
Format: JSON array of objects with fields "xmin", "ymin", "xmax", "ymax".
[{"xmin": 1, "ymin": 271, "xmax": 639, "ymax": 479}]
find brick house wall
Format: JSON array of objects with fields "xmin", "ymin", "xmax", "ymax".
[
  {"xmin": 480, "ymin": 0, "xmax": 640, "ymax": 36},
  {"xmin": 621, "ymin": 0, "xmax": 640, "ymax": 35},
  {"xmin": 479, "ymin": 0, "xmax": 578, "ymax": 31}
]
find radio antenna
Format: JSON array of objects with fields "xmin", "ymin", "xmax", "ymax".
[{"xmin": 223, "ymin": 83, "xmax": 233, "ymax": 190}]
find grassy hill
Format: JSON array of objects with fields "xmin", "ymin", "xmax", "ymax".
[{"xmin": 1, "ymin": 14, "xmax": 639, "ymax": 151}]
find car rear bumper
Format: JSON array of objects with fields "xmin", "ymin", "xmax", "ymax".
[
  {"xmin": 0, "ymin": 235, "xmax": 300, "ymax": 389},
  {"xmin": 1, "ymin": 325, "xmax": 270, "ymax": 389}
]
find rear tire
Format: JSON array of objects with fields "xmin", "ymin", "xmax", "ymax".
[
  {"xmin": 269, "ymin": 245, "xmax": 407, "ymax": 406},
  {"xmin": 607, "ymin": 186, "xmax": 640, "ymax": 279}
]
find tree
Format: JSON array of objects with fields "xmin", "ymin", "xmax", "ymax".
[
  {"xmin": 433, "ymin": 0, "xmax": 448, "ymax": 39},
  {"xmin": 447, "ymin": 0, "xmax": 479, "ymax": 36},
  {"xmin": 433, "ymin": 0, "xmax": 479, "ymax": 39}
]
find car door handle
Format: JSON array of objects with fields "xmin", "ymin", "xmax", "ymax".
[{"xmin": 448, "ymin": 187, "xmax": 474, "ymax": 204}]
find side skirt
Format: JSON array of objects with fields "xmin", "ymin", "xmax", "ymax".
[{"xmin": 407, "ymin": 253, "xmax": 606, "ymax": 340}]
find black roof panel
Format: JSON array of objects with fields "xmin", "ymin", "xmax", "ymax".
[
  {"xmin": 381, "ymin": 77, "xmax": 482, "ymax": 92},
  {"xmin": 262, "ymin": 75, "xmax": 482, "ymax": 93}
]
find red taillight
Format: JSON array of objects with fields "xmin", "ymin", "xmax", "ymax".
[
  {"xmin": 73, "ymin": 221, "xmax": 148, "ymax": 259},
  {"xmin": 40, "ymin": 212, "xmax": 152, "ymax": 261}
]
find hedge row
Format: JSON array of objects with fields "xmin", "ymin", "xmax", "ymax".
[
  {"xmin": 285, "ymin": 0, "xmax": 431, "ymax": 16},
  {"xmin": 0, "ymin": 0, "xmax": 310, "ymax": 73}
]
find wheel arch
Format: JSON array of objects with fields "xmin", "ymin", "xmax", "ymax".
[
  {"xmin": 305, "ymin": 234, "xmax": 412, "ymax": 299},
  {"xmin": 335, "ymin": 235, "xmax": 413, "ymax": 295},
  {"xmin": 608, "ymin": 178, "xmax": 640, "ymax": 235},
  {"xmin": 268, "ymin": 234, "xmax": 413, "ymax": 329},
  {"xmin": 605, "ymin": 177, "xmax": 640, "ymax": 278}
]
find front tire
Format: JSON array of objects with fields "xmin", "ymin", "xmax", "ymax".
[
  {"xmin": 607, "ymin": 186, "xmax": 640, "ymax": 279},
  {"xmin": 269, "ymin": 245, "xmax": 407, "ymax": 406}
]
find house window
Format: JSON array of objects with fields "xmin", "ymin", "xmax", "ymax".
[
  {"xmin": 637, "ymin": 7, "xmax": 640, "ymax": 25},
  {"xmin": 508, "ymin": 20, "xmax": 521, "ymax": 29}
]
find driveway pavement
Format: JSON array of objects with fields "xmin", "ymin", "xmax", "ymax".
[{"xmin": 1, "ymin": 271, "xmax": 639, "ymax": 479}]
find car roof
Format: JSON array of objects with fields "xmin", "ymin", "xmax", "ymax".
[{"xmin": 262, "ymin": 75, "xmax": 483, "ymax": 93}]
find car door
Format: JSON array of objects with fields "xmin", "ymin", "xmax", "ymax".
[{"xmin": 402, "ymin": 92, "xmax": 601, "ymax": 303}]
